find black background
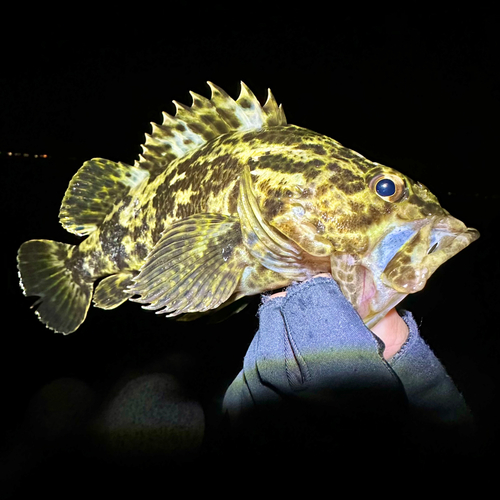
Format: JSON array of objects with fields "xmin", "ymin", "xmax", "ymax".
[{"xmin": 2, "ymin": 7, "xmax": 498, "ymax": 493}]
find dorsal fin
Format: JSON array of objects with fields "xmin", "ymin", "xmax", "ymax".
[{"xmin": 136, "ymin": 81, "xmax": 287, "ymax": 179}]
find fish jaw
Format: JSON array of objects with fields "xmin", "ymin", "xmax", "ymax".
[
  {"xmin": 338, "ymin": 215, "xmax": 479, "ymax": 328},
  {"xmin": 381, "ymin": 215, "xmax": 479, "ymax": 294}
]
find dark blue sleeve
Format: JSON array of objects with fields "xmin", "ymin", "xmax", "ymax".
[{"xmin": 223, "ymin": 276, "xmax": 474, "ymax": 456}]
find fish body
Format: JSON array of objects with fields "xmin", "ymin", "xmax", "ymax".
[{"xmin": 18, "ymin": 82, "xmax": 479, "ymax": 334}]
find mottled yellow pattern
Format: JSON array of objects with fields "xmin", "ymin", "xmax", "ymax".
[{"xmin": 17, "ymin": 82, "xmax": 478, "ymax": 333}]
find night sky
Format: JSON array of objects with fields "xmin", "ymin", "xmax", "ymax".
[{"xmin": 2, "ymin": 8, "xmax": 498, "ymax": 493}]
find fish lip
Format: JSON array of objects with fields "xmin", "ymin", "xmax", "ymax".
[{"xmin": 425, "ymin": 216, "xmax": 479, "ymax": 255}]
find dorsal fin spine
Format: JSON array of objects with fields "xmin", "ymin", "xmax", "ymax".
[
  {"xmin": 60, "ymin": 82, "xmax": 288, "ymax": 237},
  {"xmin": 137, "ymin": 81, "xmax": 287, "ymax": 179}
]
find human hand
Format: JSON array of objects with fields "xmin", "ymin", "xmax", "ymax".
[
  {"xmin": 370, "ymin": 307, "xmax": 409, "ymax": 360},
  {"xmin": 226, "ymin": 273, "xmax": 407, "ymax": 421},
  {"xmin": 226, "ymin": 272, "xmax": 472, "ymax": 463}
]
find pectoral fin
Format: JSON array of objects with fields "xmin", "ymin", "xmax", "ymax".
[{"xmin": 128, "ymin": 214, "xmax": 248, "ymax": 316}]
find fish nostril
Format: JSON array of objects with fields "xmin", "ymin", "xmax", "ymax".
[{"xmin": 428, "ymin": 242, "xmax": 439, "ymax": 254}]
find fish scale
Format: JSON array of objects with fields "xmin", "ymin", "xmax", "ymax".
[{"xmin": 17, "ymin": 81, "xmax": 479, "ymax": 334}]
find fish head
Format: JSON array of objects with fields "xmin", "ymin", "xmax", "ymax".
[
  {"xmin": 260, "ymin": 133, "xmax": 479, "ymax": 327},
  {"xmin": 349, "ymin": 168, "xmax": 479, "ymax": 327}
]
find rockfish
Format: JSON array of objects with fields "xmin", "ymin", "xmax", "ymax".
[{"xmin": 17, "ymin": 82, "xmax": 479, "ymax": 334}]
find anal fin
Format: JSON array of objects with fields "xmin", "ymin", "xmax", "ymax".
[{"xmin": 93, "ymin": 272, "xmax": 137, "ymax": 310}]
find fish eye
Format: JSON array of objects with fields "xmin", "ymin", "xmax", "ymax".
[
  {"xmin": 376, "ymin": 179, "xmax": 395, "ymax": 197},
  {"xmin": 370, "ymin": 174, "xmax": 406, "ymax": 202}
]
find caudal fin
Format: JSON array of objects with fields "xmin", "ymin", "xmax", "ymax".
[{"xmin": 17, "ymin": 240, "xmax": 93, "ymax": 334}]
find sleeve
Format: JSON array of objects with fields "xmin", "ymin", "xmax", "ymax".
[
  {"xmin": 223, "ymin": 276, "xmax": 403, "ymax": 415},
  {"xmin": 388, "ymin": 310, "xmax": 475, "ymax": 449},
  {"xmin": 223, "ymin": 276, "xmax": 474, "ymax": 457}
]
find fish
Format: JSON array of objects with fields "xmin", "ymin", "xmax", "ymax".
[{"xmin": 17, "ymin": 81, "xmax": 479, "ymax": 334}]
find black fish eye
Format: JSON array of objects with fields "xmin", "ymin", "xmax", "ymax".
[
  {"xmin": 376, "ymin": 179, "xmax": 396, "ymax": 197},
  {"xmin": 370, "ymin": 174, "xmax": 406, "ymax": 202}
]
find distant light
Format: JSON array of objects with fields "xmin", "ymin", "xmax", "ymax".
[{"xmin": 1, "ymin": 151, "xmax": 49, "ymax": 158}]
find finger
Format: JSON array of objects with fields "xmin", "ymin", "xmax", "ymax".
[{"xmin": 370, "ymin": 308, "xmax": 409, "ymax": 360}]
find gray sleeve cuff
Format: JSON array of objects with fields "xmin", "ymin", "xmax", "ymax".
[{"xmin": 389, "ymin": 310, "xmax": 473, "ymax": 427}]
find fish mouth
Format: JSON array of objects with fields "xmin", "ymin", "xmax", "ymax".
[
  {"xmin": 381, "ymin": 215, "xmax": 479, "ymax": 294},
  {"xmin": 358, "ymin": 215, "xmax": 479, "ymax": 328}
]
